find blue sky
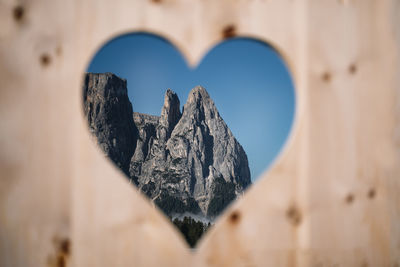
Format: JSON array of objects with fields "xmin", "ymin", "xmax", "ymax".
[{"xmin": 87, "ymin": 33, "xmax": 295, "ymax": 182}]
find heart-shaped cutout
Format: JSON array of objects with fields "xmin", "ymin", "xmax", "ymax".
[{"xmin": 83, "ymin": 33, "xmax": 295, "ymax": 247}]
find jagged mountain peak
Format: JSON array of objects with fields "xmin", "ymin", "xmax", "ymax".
[
  {"xmin": 83, "ymin": 72, "xmax": 137, "ymax": 176},
  {"xmin": 84, "ymin": 72, "xmax": 128, "ymax": 98},
  {"xmin": 185, "ymin": 86, "xmax": 215, "ymax": 109},
  {"xmin": 161, "ymin": 89, "xmax": 180, "ymax": 118},
  {"xmin": 159, "ymin": 88, "xmax": 181, "ymax": 141},
  {"xmin": 163, "ymin": 88, "xmax": 180, "ymax": 108},
  {"xmin": 83, "ymin": 73, "xmax": 251, "ymax": 220},
  {"xmin": 165, "ymin": 88, "xmax": 177, "ymax": 96},
  {"xmin": 187, "ymin": 85, "xmax": 210, "ymax": 100},
  {"xmin": 180, "ymin": 85, "xmax": 221, "ymax": 125}
]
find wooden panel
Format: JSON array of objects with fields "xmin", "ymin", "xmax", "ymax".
[{"xmin": 0, "ymin": 0, "xmax": 399, "ymax": 266}]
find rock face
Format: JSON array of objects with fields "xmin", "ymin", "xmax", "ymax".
[
  {"xmin": 83, "ymin": 72, "xmax": 251, "ymax": 219},
  {"xmin": 83, "ymin": 73, "xmax": 138, "ymax": 176}
]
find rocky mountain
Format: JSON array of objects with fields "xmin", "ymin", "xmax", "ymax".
[
  {"xmin": 83, "ymin": 73, "xmax": 138, "ymax": 176},
  {"xmin": 83, "ymin": 72, "xmax": 251, "ymax": 219}
]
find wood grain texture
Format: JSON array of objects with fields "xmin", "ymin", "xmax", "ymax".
[{"xmin": 0, "ymin": 0, "xmax": 399, "ymax": 266}]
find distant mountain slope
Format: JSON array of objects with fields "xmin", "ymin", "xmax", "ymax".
[{"xmin": 83, "ymin": 72, "xmax": 251, "ymax": 219}]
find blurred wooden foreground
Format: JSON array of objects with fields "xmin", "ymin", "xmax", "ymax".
[{"xmin": 0, "ymin": 0, "xmax": 399, "ymax": 266}]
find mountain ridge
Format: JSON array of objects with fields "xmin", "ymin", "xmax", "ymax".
[{"xmin": 83, "ymin": 72, "xmax": 251, "ymax": 219}]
